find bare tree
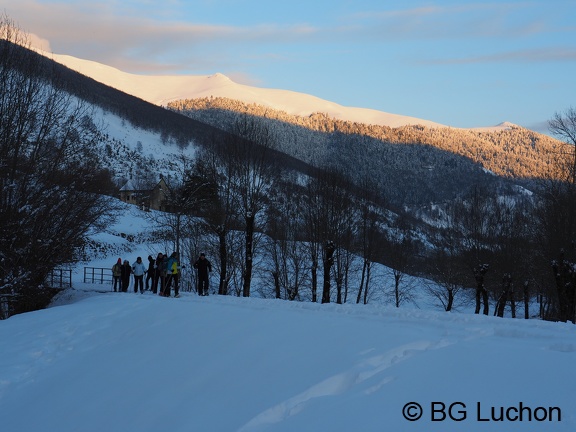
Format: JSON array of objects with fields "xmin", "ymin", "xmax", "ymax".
[
  {"xmin": 495, "ymin": 274, "xmax": 514, "ymax": 318},
  {"xmin": 450, "ymin": 185, "xmax": 500, "ymax": 315},
  {"xmin": 229, "ymin": 115, "xmax": 278, "ymax": 297},
  {"xmin": 0, "ymin": 15, "xmax": 116, "ymax": 317},
  {"xmin": 385, "ymin": 238, "xmax": 418, "ymax": 308},
  {"xmin": 528, "ymin": 108, "xmax": 576, "ymax": 321},
  {"xmin": 490, "ymin": 197, "xmax": 536, "ymax": 318},
  {"xmin": 303, "ymin": 168, "xmax": 354, "ymax": 304},
  {"xmin": 549, "ymin": 107, "xmax": 576, "ymax": 184},
  {"xmin": 191, "ymin": 145, "xmax": 240, "ymax": 295},
  {"xmin": 551, "ymin": 249, "xmax": 576, "ymax": 323},
  {"xmin": 302, "ymin": 182, "xmax": 322, "ymax": 303},
  {"xmin": 333, "ymin": 243, "xmax": 356, "ymax": 304},
  {"xmin": 332, "ymin": 201, "xmax": 356, "ymax": 304},
  {"xmin": 426, "ymin": 235, "xmax": 467, "ymax": 312},
  {"xmin": 264, "ymin": 190, "xmax": 309, "ymax": 300},
  {"xmin": 148, "ymin": 154, "xmax": 205, "ymax": 257},
  {"xmin": 356, "ymin": 178, "xmax": 384, "ymax": 304}
]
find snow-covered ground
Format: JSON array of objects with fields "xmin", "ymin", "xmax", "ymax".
[
  {"xmin": 45, "ymin": 51, "xmax": 447, "ymax": 129},
  {"xmin": 1, "ymin": 202, "xmax": 575, "ymax": 432},
  {"xmin": 39, "ymin": 50, "xmax": 522, "ymax": 131}
]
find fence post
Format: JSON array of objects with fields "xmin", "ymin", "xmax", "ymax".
[{"xmin": 83, "ymin": 267, "xmax": 113, "ymax": 287}]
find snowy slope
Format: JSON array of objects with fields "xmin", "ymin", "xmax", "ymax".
[
  {"xmin": 0, "ymin": 284, "xmax": 574, "ymax": 432},
  {"xmin": 1, "ymin": 200, "xmax": 575, "ymax": 432},
  {"xmin": 47, "ymin": 51, "xmax": 452, "ymax": 129}
]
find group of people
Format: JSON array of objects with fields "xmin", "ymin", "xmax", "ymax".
[{"xmin": 111, "ymin": 252, "xmax": 212, "ymax": 297}]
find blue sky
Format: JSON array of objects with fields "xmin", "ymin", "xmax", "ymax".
[{"xmin": 5, "ymin": 0, "xmax": 576, "ymax": 131}]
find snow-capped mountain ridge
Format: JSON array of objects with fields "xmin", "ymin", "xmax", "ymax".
[{"xmin": 44, "ymin": 50, "xmax": 512, "ymax": 131}]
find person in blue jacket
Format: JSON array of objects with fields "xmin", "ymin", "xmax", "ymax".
[{"xmin": 163, "ymin": 252, "xmax": 181, "ymax": 297}]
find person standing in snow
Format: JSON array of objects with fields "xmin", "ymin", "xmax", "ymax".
[
  {"xmin": 163, "ymin": 252, "xmax": 181, "ymax": 297},
  {"xmin": 112, "ymin": 258, "xmax": 122, "ymax": 292},
  {"xmin": 152, "ymin": 252, "xmax": 165, "ymax": 295},
  {"xmin": 132, "ymin": 256, "xmax": 146, "ymax": 293},
  {"xmin": 120, "ymin": 259, "xmax": 131, "ymax": 292},
  {"xmin": 193, "ymin": 253, "xmax": 212, "ymax": 296},
  {"xmin": 145, "ymin": 255, "xmax": 155, "ymax": 290}
]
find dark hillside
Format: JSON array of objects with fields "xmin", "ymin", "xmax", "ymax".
[{"xmin": 3, "ymin": 41, "xmax": 314, "ymax": 176}]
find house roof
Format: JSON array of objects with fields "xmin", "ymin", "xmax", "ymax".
[
  {"xmin": 121, "ymin": 178, "xmax": 167, "ymax": 192},
  {"xmin": 119, "ymin": 180, "xmax": 138, "ymax": 192}
]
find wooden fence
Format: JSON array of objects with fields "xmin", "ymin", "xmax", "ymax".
[
  {"xmin": 45, "ymin": 268, "xmax": 72, "ymax": 289},
  {"xmin": 84, "ymin": 267, "xmax": 113, "ymax": 285}
]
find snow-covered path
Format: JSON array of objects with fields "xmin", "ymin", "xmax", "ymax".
[{"xmin": 1, "ymin": 290, "xmax": 574, "ymax": 432}]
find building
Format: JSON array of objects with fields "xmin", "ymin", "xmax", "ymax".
[{"xmin": 119, "ymin": 178, "xmax": 168, "ymax": 211}]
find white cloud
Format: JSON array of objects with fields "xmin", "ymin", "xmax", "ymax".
[
  {"xmin": 419, "ymin": 47, "xmax": 576, "ymax": 65},
  {"xmin": 3, "ymin": 0, "xmax": 325, "ymax": 75},
  {"xmin": 28, "ymin": 32, "xmax": 52, "ymax": 52}
]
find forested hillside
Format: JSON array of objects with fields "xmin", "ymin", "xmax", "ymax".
[
  {"xmin": 169, "ymin": 97, "xmax": 566, "ymax": 206},
  {"xmin": 170, "ymin": 97, "xmax": 563, "ymax": 178}
]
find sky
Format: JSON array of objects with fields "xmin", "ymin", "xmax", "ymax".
[
  {"xmin": 4, "ymin": 1, "xmax": 576, "ymax": 132},
  {"xmin": 1, "ymin": 201, "xmax": 575, "ymax": 432}
]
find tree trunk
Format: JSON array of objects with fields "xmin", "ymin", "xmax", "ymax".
[
  {"xmin": 175, "ymin": 213, "xmax": 181, "ymax": 256},
  {"xmin": 334, "ymin": 248, "xmax": 343, "ymax": 304},
  {"xmin": 395, "ymin": 273, "xmax": 401, "ymax": 308},
  {"xmin": 446, "ymin": 288, "xmax": 454, "ymax": 312},
  {"xmin": 322, "ymin": 241, "xmax": 335, "ymax": 304},
  {"xmin": 343, "ymin": 265, "xmax": 349, "ymax": 304},
  {"xmin": 482, "ymin": 288, "xmax": 489, "ymax": 315},
  {"xmin": 242, "ymin": 213, "xmax": 254, "ymax": 297},
  {"xmin": 311, "ymin": 257, "xmax": 318, "ymax": 303},
  {"xmin": 335, "ymin": 269, "xmax": 343, "ymax": 305},
  {"xmin": 552, "ymin": 253, "xmax": 576, "ymax": 322},
  {"xmin": 510, "ymin": 284, "xmax": 516, "ymax": 318},
  {"xmin": 288, "ymin": 284, "xmax": 298, "ymax": 301},
  {"xmin": 272, "ymin": 271, "xmax": 280, "ymax": 299},
  {"xmin": 357, "ymin": 259, "xmax": 367, "ymax": 304},
  {"xmin": 523, "ymin": 280, "xmax": 530, "ymax": 319},
  {"xmin": 218, "ymin": 230, "xmax": 228, "ymax": 295},
  {"xmin": 336, "ymin": 277, "xmax": 342, "ymax": 304},
  {"xmin": 473, "ymin": 264, "xmax": 489, "ymax": 315},
  {"xmin": 363, "ymin": 261, "xmax": 371, "ymax": 305},
  {"xmin": 496, "ymin": 291, "xmax": 507, "ymax": 317},
  {"xmin": 496, "ymin": 274, "xmax": 511, "ymax": 318},
  {"xmin": 475, "ymin": 288, "xmax": 481, "ymax": 314}
]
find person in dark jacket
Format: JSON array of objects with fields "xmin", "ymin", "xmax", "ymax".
[
  {"xmin": 152, "ymin": 253, "xmax": 164, "ymax": 295},
  {"xmin": 112, "ymin": 258, "xmax": 122, "ymax": 292},
  {"xmin": 145, "ymin": 255, "xmax": 155, "ymax": 290},
  {"xmin": 120, "ymin": 259, "xmax": 132, "ymax": 292},
  {"xmin": 193, "ymin": 253, "xmax": 212, "ymax": 296}
]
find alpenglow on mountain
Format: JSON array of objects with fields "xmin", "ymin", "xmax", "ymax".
[
  {"xmin": 44, "ymin": 50, "xmax": 511, "ymax": 130},
  {"xmin": 39, "ymin": 48, "xmax": 567, "ymax": 209}
]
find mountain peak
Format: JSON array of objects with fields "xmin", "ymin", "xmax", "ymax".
[
  {"xmin": 44, "ymin": 51, "xmax": 520, "ymax": 131},
  {"xmin": 497, "ymin": 121, "xmax": 518, "ymax": 128},
  {"xmin": 208, "ymin": 72, "xmax": 231, "ymax": 81}
]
